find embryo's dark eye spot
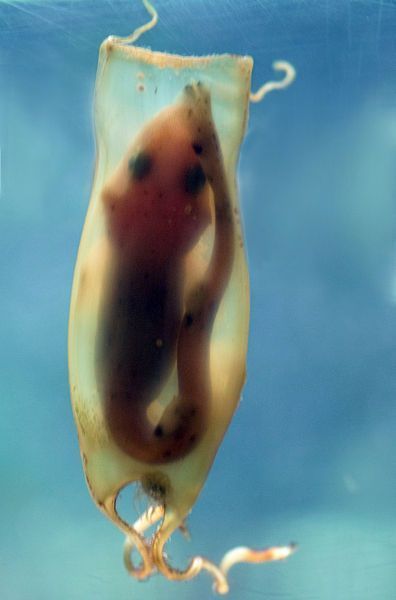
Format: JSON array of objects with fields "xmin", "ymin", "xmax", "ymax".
[
  {"xmin": 192, "ymin": 142, "xmax": 203, "ymax": 155},
  {"xmin": 184, "ymin": 164, "xmax": 206, "ymax": 195},
  {"xmin": 128, "ymin": 152, "xmax": 153, "ymax": 180}
]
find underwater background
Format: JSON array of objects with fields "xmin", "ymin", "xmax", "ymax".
[{"xmin": 1, "ymin": 0, "xmax": 396, "ymax": 598}]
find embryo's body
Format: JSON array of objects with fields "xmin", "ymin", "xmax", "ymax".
[{"xmin": 97, "ymin": 84, "xmax": 234, "ymax": 464}]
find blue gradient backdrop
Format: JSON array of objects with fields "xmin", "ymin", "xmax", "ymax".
[{"xmin": 1, "ymin": 1, "xmax": 396, "ymax": 598}]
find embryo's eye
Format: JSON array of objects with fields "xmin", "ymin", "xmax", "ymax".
[
  {"xmin": 184, "ymin": 163, "xmax": 206, "ymax": 195},
  {"xmin": 128, "ymin": 152, "xmax": 153, "ymax": 180}
]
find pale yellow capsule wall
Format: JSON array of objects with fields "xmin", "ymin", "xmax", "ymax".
[{"xmin": 68, "ymin": 39, "xmax": 253, "ymax": 524}]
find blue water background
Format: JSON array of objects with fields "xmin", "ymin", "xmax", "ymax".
[{"xmin": 1, "ymin": 1, "xmax": 396, "ymax": 598}]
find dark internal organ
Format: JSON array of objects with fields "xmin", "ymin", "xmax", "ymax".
[{"xmin": 97, "ymin": 84, "xmax": 234, "ymax": 464}]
